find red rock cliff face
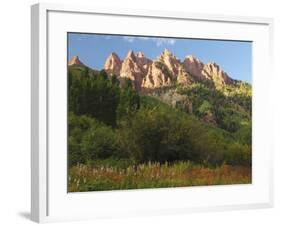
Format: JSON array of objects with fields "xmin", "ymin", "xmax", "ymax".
[
  {"xmin": 142, "ymin": 61, "xmax": 172, "ymax": 89},
  {"xmin": 202, "ymin": 63, "xmax": 234, "ymax": 88},
  {"xmin": 183, "ymin": 55, "xmax": 234, "ymax": 88},
  {"xmin": 119, "ymin": 50, "xmax": 149, "ymax": 91},
  {"xmin": 68, "ymin": 56, "xmax": 84, "ymax": 66},
  {"xmin": 183, "ymin": 55, "xmax": 205, "ymax": 80},
  {"xmin": 81, "ymin": 49, "xmax": 236, "ymax": 91},
  {"xmin": 112, "ymin": 49, "xmax": 193, "ymax": 90},
  {"xmin": 158, "ymin": 48, "xmax": 181, "ymax": 78},
  {"xmin": 104, "ymin": 52, "xmax": 122, "ymax": 76}
]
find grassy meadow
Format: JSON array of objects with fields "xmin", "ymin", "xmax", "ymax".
[{"xmin": 68, "ymin": 162, "xmax": 251, "ymax": 192}]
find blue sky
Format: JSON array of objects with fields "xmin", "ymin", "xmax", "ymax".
[{"xmin": 68, "ymin": 33, "xmax": 252, "ymax": 83}]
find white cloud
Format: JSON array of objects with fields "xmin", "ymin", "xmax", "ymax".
[
  {"xmin": 154, "ymin": 38, "xmax": 176, "ymax": 46},
  {"xmin": 123, "ymin": 36, "xmax": 135, "ymax": 43},
  {"xmin": 122, "ymin": 36, "xmax": 176, "ymax": 46}
]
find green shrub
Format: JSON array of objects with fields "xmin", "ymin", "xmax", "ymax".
[
  {"xmin": 80, "ymin": 123, "xmax": 118, "ymax": 160},
  {"xmin": 68, "ymin": 112, "xmax": 118, "ymax": 165}
]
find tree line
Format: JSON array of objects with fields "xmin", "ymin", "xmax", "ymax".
[{"xmin": 68, "ymin": 66, "xmax": 251, "ymax": 168}]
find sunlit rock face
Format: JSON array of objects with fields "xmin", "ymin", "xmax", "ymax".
[
  {"xmin": 142, "ymin": 61, "xmax": 173, "ymax": 89},
  {"xmin": 101, "ymin": 49, "xmax": 235, "ymax": 91},
  {"xmin": 183, "ymin": 55, "xmax": 205, "ymax": 80},
  {"xmin": 158, "ymin": 48, "xmax": 181, "ymax": 78},
  {"xmin": 68, "ymin": 56, "xmax": 84, "ymax": 66},
  {"xmin": 202, "ymin": 62, "xmax": 234, "ymax": 88},
  {"xmin": 119, "ymin": 50, "xmax": 146, "ymax": 91},
  {"xmin": 104, "ymin": 52, "xmax": 122, "ymax": 76},
  {"xmin": 183, "ymin": 55, "xmax": 234, "ymax": 88}
]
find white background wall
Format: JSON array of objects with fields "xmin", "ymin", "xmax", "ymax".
[{"xmin": 0, "ymin": 0, "xmax": 280, "ymax": 225}]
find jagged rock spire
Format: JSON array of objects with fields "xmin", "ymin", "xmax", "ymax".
[
  {"xmin": 68, "ymin": 56, "xmax": 84, "ymax": 66},
  {"xmin": 104, "ymin": 52, "xmax": 122, "ymax": 76},
  {"xmin": 73, "ymin": 48, "xmax": 237, "ymax": 91}
]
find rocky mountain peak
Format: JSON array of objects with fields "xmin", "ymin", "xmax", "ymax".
[
  {"xmin": 136, "ymin": 51, "xmax": 145, "ymax": 58},
  {"xmin": 68, "ymin": 56, "xmax": 84, "ymax": 66},
  {"xmin": 183, "ymin": 56, "xmax": 235, "ymax": 88},
  {"xmin": 104, "ymin": 52, "xmax": 122, "ymax": 76},
  {"xmin": 120, "ymin": 50, "xmax": 144, "ymax": 91},
  {"xmin": 110, "ymin": 52, "xmax": 120, "ymax": 59},
  {"xmin": 203, "ymin": 62, "xmax": 224, "ymax": 76},
  {"xmin": 163, "ymin": 48, "xmax": 172, "ymax": 56},
  {"xmin": 158, "ymin": 48, "xmax": 181, "ymax": 77},
  {"xmin": 126, "ymin": 50, "xmax": 136, "ymax": 61},
  {"xmin": 202, "ymin": 62, "xmax": 234, "ymax": 87},
  {"xmin": 183, "ymin": 55, "xmax": 205, "ymax": 80},
  {"xmin": 159, "ymin": 48, "xmax": 177, "ymax": 61},
  {"xmin": 185, "ymin": 55, "xmax": 201, "ymax": 63}
]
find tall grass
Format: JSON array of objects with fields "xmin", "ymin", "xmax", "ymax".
[{"xmin": 68, "ymin": 161, "xmax": 251, "ymax": 192}]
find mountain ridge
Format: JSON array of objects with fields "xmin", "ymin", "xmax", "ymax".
[{"xmin": 68, "ymin": 49, "xmax": 247, "ymax": 91}]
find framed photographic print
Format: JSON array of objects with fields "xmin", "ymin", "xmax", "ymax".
[{"xmin": 31, "ymin": 3, "xmax": 274, "ymax": 223}]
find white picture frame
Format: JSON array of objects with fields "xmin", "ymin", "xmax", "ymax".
[{"xmin": 31, "ymin": 3, "xmax": 274, "ymax": 223}]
